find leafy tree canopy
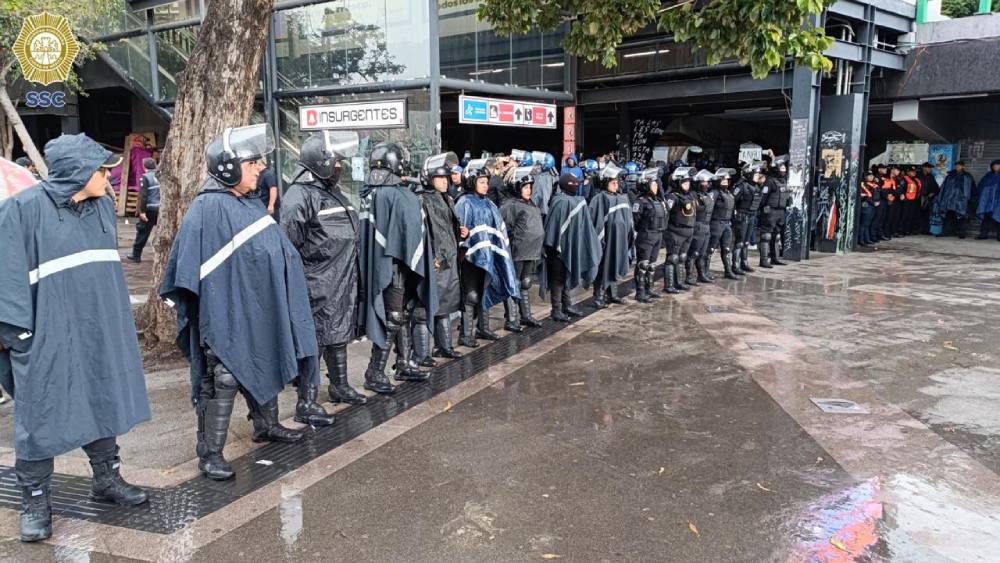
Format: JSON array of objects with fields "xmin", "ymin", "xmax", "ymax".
[{"xmin": 478, "ymin": 0, "xmax": 836, "ymax": 79}]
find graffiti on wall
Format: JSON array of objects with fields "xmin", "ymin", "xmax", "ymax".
[{"xmin": 784, "ymin": 118, "xmax": 811, "ymax": 257}]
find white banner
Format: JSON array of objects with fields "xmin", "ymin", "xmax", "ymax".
[{"xmin": 299, "ymin": 100, "xmax": 407, "ymax": 131}]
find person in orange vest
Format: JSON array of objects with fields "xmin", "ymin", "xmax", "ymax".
[
  {"xmin": 900, "ymin": 166, "xmax": 923, "ymax": 235},
  {"xmin": 858, "ymin": 170, "xmax": 881, "ymax": 246},
  {"xmin": 871, "ymin": 164, "xmax": 889, "ymax": 241},
  {"xmin": 882, "ymin": 165, "xmax": 904, "ymax": 238}
]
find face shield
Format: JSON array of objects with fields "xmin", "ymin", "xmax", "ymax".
[
  {"xmin": 671, "ymin": 166, "xmax": 697, "ymax": 181},
  {"xmin": 600, "ymin": 162, "xmax": 624, "ymax": 182},
  {"xmin": 223, "ymin": 123, "xmax": 275, "ymax": 164},
  {"xmin": 323, "ymin": 130, "xmax": 360, "ymax": 161},
  {"xmin": 422, "ymin": 152, "xmax": 459, "ymax": 179},
  {"xmin": 693, "ymin": 169, "xmax": 715, "ymax": 184}
]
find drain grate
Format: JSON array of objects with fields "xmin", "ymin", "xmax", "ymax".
[
  {"xmin": 810, "ymin": 398, "xmax": 869, "ymax": 415},
  {"xmin": 0, "ymin": 278, "xmax": 638, "ymax": 534},
  {"xmin": 746, "ymin": 341, "xmax": 783, "ymax": 351}
]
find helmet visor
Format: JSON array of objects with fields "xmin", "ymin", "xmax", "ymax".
[
  {"xmin": 423, "ymin": 152, "xmax": 459, "ymax": 176},
  {"xmin": 323, "ymin": 130, "xmax": 359, "ymax": 160},
  {"xmin": 224, "ymin": 123, "xmax": 275, "ymax": 163},
  {"xmin": 600, "ymin": 163, "xmax": 624, "ymax": 181}
]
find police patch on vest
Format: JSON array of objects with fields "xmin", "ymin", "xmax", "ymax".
[
  {"xmin": 632, "ymin": 202, "xmax": 640, "ymax": 212},
  {"xmin": 683, "ymin": 202, "xmax": 694, "ymax": 216}
]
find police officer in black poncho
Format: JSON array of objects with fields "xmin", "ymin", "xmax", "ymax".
[
  {"xmin": 358, "ymin": 142, "xmax": 437, "ymax": 394},
  {"xmin": 161, "ymin": 125, "xmax": 328, "ymax": 483},
  {"xmin": 732, "ymin": 162, "xmax": 765, "ymax": 274},
  {"xmin": 280, "ymin": 132, "xmax": 368, "ymax": 408},
  {"xmin": 500, "ymin": 166, "xmax": 545, "ymax": 329},
  {"xmin": 540, "ymin": 173, "xmax": 600, "ymax": 322},
  {"xmin": 686, "ymin": 169, "xmax": 717, "ymax": 286},
  {"xmin": 589, "ymin": 163, "xmax": 635, "ymax": 308},
  {"xmin": 414, "ymin": 153, "xmax": 466, "ymax": 361},
  {"xmin": 631, "ymin": 168, "xmax": 667, "ymax": 303},
  {"xmin": 707, "ymin": 168, "xmax": 738, "ymax": 279},
  {"xmin": 662, "ymin": 167, "xmax": 699, "ymax": 294}
]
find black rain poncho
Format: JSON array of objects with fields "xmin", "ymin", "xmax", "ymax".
[
  {"xmin": 160, "ymin": 178, "xmax": 319, "ymax": 405},
  {"xmin": 416, "ymin": 186, "xmax": 462, "ymax": 316},
  {"xmin": 280, "ymin": 173, "xmax": 361, "ymax": 346},
  {"xmin": 500, "ymin": 197, "xmax": 544, "ymax": 262},
  {"xmin": 539, "ymin": 191, "xmax": 601, "ymax": 296},
  {"xmin": 359, "ymin": 177, "xmax": 437, "ymax": 348},
  {"xmin": 0, "ymin": 134, "xmax": 150, "ymax": 460},
  {"xmin": 589, "ymin": 190, "xmax": 635, "ymax": 291}
]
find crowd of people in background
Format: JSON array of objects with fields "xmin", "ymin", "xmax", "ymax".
[{"xmin": 858, "ymin": 159, "xmax": 1000, "ymax": 245}]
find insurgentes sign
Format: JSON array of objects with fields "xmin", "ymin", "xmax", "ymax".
[{"xmin": 299, "ymin": 100, "xmax": 407, "ymax": 131}]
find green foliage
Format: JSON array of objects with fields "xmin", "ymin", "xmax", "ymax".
[
  {"xmin": 0, "ymin": 0, "xmax": 122, "ymax": 85},
  {"xmin": 941, "ymin": 0, "xmax": 1000, "ymax": 18},
  {"xmin": 478, "ymin": 0, "xmax": 836, "ymax": 79}
]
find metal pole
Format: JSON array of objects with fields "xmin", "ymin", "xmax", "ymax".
[
  {"xmin": 429, "ymin": 0, "xmax": 442, "ymax": 153},
  {"xmin": 146, "ymin": 10, "xmax": 160, "ymax": 102}
]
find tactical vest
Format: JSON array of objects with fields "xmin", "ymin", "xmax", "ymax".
[
  {"xmin": 711, "ymin": 188, "xmax": 735, "ymax": 221},
  {"xmin": 668, "ymin": 192, "xmax": 697, "ymax": 228},
  {"xmin": 734, "ymin": 181, "xmax": 763, "ymax": 214},
  {"xmin": 635, "ymin": 196, "xmax": 667, "ymax": 233},
  {"xmin": 142, "ymin": 171, "xmax": 161, "ymax": 209}
]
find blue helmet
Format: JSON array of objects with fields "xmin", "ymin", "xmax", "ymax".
[
  {"xmin": 583, "ymin": 159, "xmax": 599, "ymax": 175},
  {"xmin": 520, "ymin": 152, "xmax": 534, "ymax": 166},
  {"xmin": 625, "ymin": 161, "xmax": 640, "ymax": 175},
  {"xmin": 542, "ymin": 153, "xmax": 557, "ymax": 172},
  {"xmin": 451, "ymin": 164, "xmax": 463, "ymax": 174}
]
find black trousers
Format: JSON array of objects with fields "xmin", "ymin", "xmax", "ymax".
[
  {"xmin": 943, "ymin": 212, "xmax": 968, "ymax": 238},
  {"xmin": 16, "ymin": 437, "xmax": 118, "ymax": 488},
  {"xmin": 858, "ymin": 204, "xmax": 875, "ymax": 244},
  {"xmin": 979, "ymin": 215, "xmax": 1000, "ymax": 239},
  {"xmin": 901, "ymin": 200, "xmax": 921, "ymax": 234},
  {"xmin": 132, "ymin": 208, "xmax": 159, "ymax": 258},
  {"xmin": 383, "ymin": 261, "xmax": 418, "ymax": 315},
  {"xmin": 635, "ymin": 232, "xmax": 663, "ymax": 264}
]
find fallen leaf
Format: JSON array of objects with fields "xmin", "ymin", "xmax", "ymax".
[
  {"xmin": 688, "ymin": 522, "xmax": 700, "ymax": 536},
  {"xmin": 815, "ymin": 457, "xmax": 824, "ymax": 464},
  {"xmin": 830, "ymin": 536, "xmax": 849, "ymax": 552},
  {"xmin": 541, "ymin": 554, "xmax": 562, "ymax": 560},
  {"xmin": 943, "ymin": 341, "xmax": 959, "ymax": 351},
  {"xmin": 442, "ymin": 401, "xmax": 453, "ymax": 412},
  {"xmin": 756, "ymin": 482, "xmax": 772, "ymax": 492},
  {"xmin": 569, "ymin": 382, "xmax": 585, "ymax": 386},
  {"xmin": 658, "ymin": 467, "xmax": 665, "ymax": 475},
  {"xmin": 589, "ymin": 330, "xmax": 604, "ymax": 334}
]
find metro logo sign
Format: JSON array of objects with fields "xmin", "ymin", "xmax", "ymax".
[{"xmin": 459, "ymin": 95, "xmax": 557, "ymax": 130}]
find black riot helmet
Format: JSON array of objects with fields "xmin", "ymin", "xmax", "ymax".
[
  {"xmin": 205, "ymin": 123, "xmax": 275, "ymax": 187},
  {"xmin": 670, "ymin": 166, "xmax": 696, "ymax": 191},
  {"xmin": 600, "ymin": 162, "xmax": 624, "ymax": 191},
  {"xmin": 746, "ymin": 161, "xmax": 767, "ymax": 184},
  {"xmin": 693, "ymin": 169, "xmax": 715, "ymax": 191},
  {"xmin": 508, "ymin": 165, "xmax": 536, "ymax": 198},
  {"xmin": 369, "ymin": 141, "xmax": 410, "ymax": 175},
  {"xmin": 421, "ymin": 152, "xmax": 459, "ymax": 185},
  {"xmin": 637, "ymin": 167, "xmax": 662, "ymax": 195},
  {"xmin": 462, "ymin": 158, "xmax": 493, "ymax": 191},
  {"xmin": 298, "ymin": 130, "xmax": 359, "ymax": 180},
  {"xmin": 713, "ymin": 168, "xmax": 736, "ymax": 188},
  {"xmin": 772, "ymin": 154, "xmax": 789, "ymax": 177}
]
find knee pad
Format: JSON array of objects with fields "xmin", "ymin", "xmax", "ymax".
[
  {"xmin": 666, "ymin": 254, "xmax": 679, "ymax": 265},
  {"xmin": 213, "ymin": 366, "xmax": 239, "ymax": 394},
  {"xmin": 760, "ymin": 233, "xmax": 772, "ymax": 242},
  {"xmin": 721, "ymin": 246, "xmax": 731, "ymax": 254},
  {"xmin": 412, "ymin": 307, "xmax": 428, "ymax": 324},
  {"xmin": 678, "ymin": 253, "xmax": 688, "ymax": 262},
  {"xmin": 637, "ymin": 260, "xmax": 650, "ymax": 271},
  {"xmin": 387, "ymin": 310, "xmax": 406, "ymax": 327},
  {"xmin": 520, "ymin": 277, "xmax": 533, "ymax": 291},
  {"xmin": 464, "ymin": 290, "xmax": 480, "ymax": 307}
]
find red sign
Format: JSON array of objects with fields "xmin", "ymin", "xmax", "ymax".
[
  {"xmin": 564, "ymin": 106, "xmax": 576, "ymax": 125},
  {"xmin": 305, "ymin": 109, "xmax": 318, "ymax": 127},
  {"xmin": 563, "ymin": 124, "xmax": 575, "ymax": 142},
  {"xmin": 498, "ymin": 103, "xmax": 515, "ymax": 123},
  {"xmin": 532, "ymin": 107, "xmax": 548, "ymax": 126},
  {"xmin": 563, "ymin": 142, "xmax": 576, "ymax": 159}
]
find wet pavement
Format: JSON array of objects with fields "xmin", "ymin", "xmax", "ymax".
[{"xmin": 1, "ymin": 234, "xmax": 1000, "ymax": 561}]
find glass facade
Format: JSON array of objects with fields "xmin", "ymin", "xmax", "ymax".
[
  {"xmin": 439, "ymin": 1, "xmax": 565, "ymax": 90},
  {"xmin": 272, "ymin": 0, "xmax": 431, "ymax": 91},
  {"xmin": 152, "ymin": 0, "xmax": 201, "ymax": 25},
  {"xmin": 106, "ymin": 35, "xmax": 154, "ymax": 95},
  {"xmin": 155, "ymin": 26, "xmax": 199, "ymax": 100},
  {"xmin": 278, "ymin": 89, "xmax": 433, "ymax": 195}
]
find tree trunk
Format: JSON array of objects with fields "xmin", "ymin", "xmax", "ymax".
[
  {"xmin": 0, "ymin": 102, "xmax": 11, "ymax": 159},
  {"xmin": 0, "ymin": 66, "xmax": 49, "ymax": 177},
  {"xmin": 137, "ymin": 0, "xmax": 275, "ymax": 350}
]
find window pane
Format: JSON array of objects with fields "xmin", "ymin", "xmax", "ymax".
[
  {"xmin": 273, "ymin": 0, "xmax": 431, "ymax": 91},
  {"xmin": 153, "ymin": 0, "xmax": 201, "ymax": 25},
  {"xmin": 155, "ymin": 26, "xmax": 199, "ymax": 101},
  {"xmin": 105, "ymin": 35, "xmax": 153, "ymax": 95}
]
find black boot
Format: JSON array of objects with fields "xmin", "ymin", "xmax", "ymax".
[
  {"xmin": 19, "ymin": 484, "xmax": 51, "ymax": 542},
  {"xmin": 562, "ymin": 287, "xmax": 584, "ymax": 317},
  {"xmin": 607, "ymin": 284, "xmax": 626, "ymax": 304},
  {"xmin": 395, "ymin": 311, "xmax": 429, "ymax": 382},
  {"xmin": 740, "ymin": 245, "xmax": 755, "ymax": 273},
  {"xmin": 246, "ymin": 396, "xmax": 305, "ymax": 443},
  {"xmin": 664, "ymin": 263, "xmax": 680, "ymax": 294},
  {"xmin": 364, "ymin": 345, "xmax": 397, "ymax": 394},
  {"xmin": 550, "ymin": 282, "xmax": 570, "ymax": 322},
  {"xmin": 432, "ymin": 316, "xmax": 463, "ymax": 358},
  {"xmin": 771, "ymin": 236, "xmax": 787, "ymax": 265},
  {"xmin": 517, "ymin": 288, "xmax": 542, "ymax": 327},
  {"xmin": 89, "ymin": 454, "xmax": 148, "ymax": 506},
  {"xmin": 458, "ymin": 301, "xmax": 479, "ymax": 347},
  {"xmin": 731, "ymin": 247, "xmax": 745, "ymax": 275},
  {"xmin": 645, "ymin": 265, "xmax": 661, "ymax": 299},
  {"xmin": 721, "ymin": 248, "xmax": 738, "ymax": 279},
  {"xmin": 197, "ymin": 395, "xmax": 236, "ymax": 480},
  {"xmin": 324, "ymin": 345, "xmax": 367, "ymax": 405},
  {"xmin": 593, "ymin": 285, "xmax": 608, "ymax": 309},
  {"xmin": 412, "ymin": 321, "xmax": 437, "ymax": 367},
  {"xmin": 758, "ymin": 238, "xmax": 773, "ymax": 268},
  {"xmin": 684, "ymin": 256, "xmax": 698, "ymax": 286},
  {"xmin": 634, "ymin": 265, "xmax": 650, "ymax": 303},
  {"xmin": 476, "ymin": 309, "xmax": 501, "ymax": 340},
  {"xmin": 504, "ymin": 299, "xmax": 523, "ymax": 332},
  {"xmin": 295, "ymin": 380, "xmax": 336, "ymax": 426},
  {"xmin": 697, "ymin": 255, "xmax": 713, "ymax": 283}
]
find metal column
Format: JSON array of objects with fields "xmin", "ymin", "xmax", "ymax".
[
  {"xmin": 785, "ymin": 37, "xmax": 823, "ymax": 259},
  {"xmin": 429, "ymin": 0, "xmax": 442, "ymax": 152},
  {"xmin": 146, "ymin": 10, "xmax": 160, "ymax": 102}
]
